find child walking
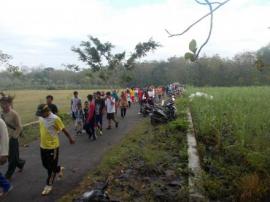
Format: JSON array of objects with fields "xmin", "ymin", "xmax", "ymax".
[
  {"xmin": 36, "ymin": 104, "xmax": 75, "ymax": 196},
  {"xmin": 75, "ymin": 103, "xmax": 84, "ymax": 135}
]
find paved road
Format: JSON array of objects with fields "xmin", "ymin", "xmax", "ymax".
[{"xmin": 1, "ymin": 105, "xmax": 141, "ymax": 202}]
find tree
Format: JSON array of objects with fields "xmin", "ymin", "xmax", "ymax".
[
  {"xmin": 255, "ymin": 44, "xmax": 270, "ymax": 71},
  {"xmin": 72, "ymin": 36, "xmax": 160, "ymax": 87},
  {"xmin": 166, "ymin": 0, "xmax": 231, "ymax": 62},
  {"xmin": 0, "ymin": 50, "xmax": 12, "ymax": 65}
]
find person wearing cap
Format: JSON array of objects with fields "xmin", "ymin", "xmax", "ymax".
[
  {"xmin": 0, "ymin": 95, "xmax": 25, "ymax": 180},
  {"xmin": 36, "ymin": 104, "xmax": 75, "ymax": 195},
  {"xmin": 0, "ymin": 118, "xmax": 12, "ymax": 197}
]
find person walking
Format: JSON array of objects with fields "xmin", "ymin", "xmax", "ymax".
[
  {"xmin": 0, "ymin": 95, "xmax": 25, "ymax": 180},
  {"xmin": 35, "ymin": 104, "xmax": 75, "ymax": 195},
  {"xmin": 112, "ymin": 90, "xmax": 119, "ymax": 115},
  {"xmin": 94, "ymin": 92, "xmax": 105, "ymax": 135},
  {"xmin": 105, "ymin": 92, "xmax": 119, "ymax": 130},
  {"xmin": 74, "ymin": 103, "xmax": 84, "ymax": 135},
  {"xmin": 138, "ymin": 88, "xmax": 143, "ymax": 114},
  {"xmin": 46, "ymin": 95, "xmax": 58, "ymax": 115},
  {"xmin": 0, "ymin": 118, "xmax": 12, "ymax": 197},
  {"xmin": 119, "ymin": 91, "xmax": 128, "ymax": 118},
  {"xmin": 126, "ymin": 89, "xmax": 131, "ymax": 108},
  {"xmin": 70, "ymin": 91, "xmax": 81, "ymax": 120},
  {"xmin": 130, "ymin": 88, "xmax": 135, "ymax": 103},
  {"xmin": 86, "ymin": 95, "xmax": 96, "ymax": 140},
  {"xmin": 83, "ymin": 101, "xmax": 89, "ymax": 133}
]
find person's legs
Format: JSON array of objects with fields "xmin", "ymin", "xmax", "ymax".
[
  {"xmin": 111, "ymin": 113, "xmax": 118, "ymax": 127},
  {"xmin": 107, "ymin": 114, "xmax": 112, "ymax": 129},
  {"xmin": 90, "ymin": 119, "xmax": 96, "ymax": 140},
  {"xmin": 139, "ymin": 100, "xmax": 143, "ymax": 113},
  {"xmin": 47, "ymin": 148, "xmax": 60, "ymax": 186},
  {"xmin": 77, "ymin": 121, "xmax": 83, "ymax": 134},
  {"xmin": 121, "ymin": 107, "xmax": 124, "ymax": 118},
  {"xmin": 123, "ymin": 108, "xmax": 127, "ymax": 117},
  {"xmin": 40, "ymin": 148, "xmax": 60, "ymax": 195},
  {"xmin": 72, "ymin": 111, "xmax": 76, "ymax": 120},
  {"xmin": 6, "ymin": 138, "xmax": 25, "ymax": 179},
  {"xmin": 85, "ymin": 123, "xmax": 93, "ymax": 139}
]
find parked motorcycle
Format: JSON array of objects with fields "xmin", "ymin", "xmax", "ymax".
[
  {"xmin": 141, "ymin": 102, "xmax": 153, "ymax": 117},
  {"xmin": 150, "ymin": 99, "xmax": 177, "ymax": 125}
]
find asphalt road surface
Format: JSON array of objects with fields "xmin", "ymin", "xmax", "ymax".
[{"xmin": 1, "ymin": 105, "xmax": 141, "ymax": 202}]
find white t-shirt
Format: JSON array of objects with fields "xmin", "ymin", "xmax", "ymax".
[
  {"xmin": 71, "ymin": 97, "xmax": 81, "ymax": 112},
  {"xmin": 105, "ymin": 97, "xmax": 116, "ymax": 113},
  {"xmin": 0, "ymin": 118, "xmax": 9, "ymax": 156},
  {"xmin": 148, "ymin": 90, "xmax": 155, "ymax": 98}
]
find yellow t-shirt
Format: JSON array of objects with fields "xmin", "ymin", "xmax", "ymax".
[
  {"xmin": 39, "ymin": 113, "xmax": 65, "ymax": 149},
  {"xmin": 130, "ymin": 90, "xmax": 135, "ymax": 97}
]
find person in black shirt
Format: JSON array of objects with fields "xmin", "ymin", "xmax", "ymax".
[
  {"xmin": 95, "ymin": 92, "xmax": 105, "ymax": 134},
  {"xmin": 46, "ymin": 95, "xmax": 58, "ymax": 115}
]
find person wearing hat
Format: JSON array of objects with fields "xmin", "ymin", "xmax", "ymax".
[
  {"xmin": 0, "ymin": 94, "xmax": 25, "ymax": 180},
  {"xmin": 0, "ymin": 118, "xmax": 13, "ymax": 197},
  {"xmin": 36, "ymin": 104, "xmax": 75, "ymax": 195}
]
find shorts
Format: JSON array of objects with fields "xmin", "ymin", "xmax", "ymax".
[
  {"xmin": 72, "ymin": 111, "xmax": 76, "ymax": 120},
  {"xmin": 95, "ymin": 114, "xmax": 103, "ymax": 126},
  {"xmin": 107, "ymin": 113, "xmax": 115, "ymax": 120}
]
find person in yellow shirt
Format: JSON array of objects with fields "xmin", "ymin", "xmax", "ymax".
[
  {"xmin": 36, "ymin": 104, "xmax": 75, "ymax": 196},
  {"xmin": 130, "ymin": 88, "xmax": 135, "ymax": 103}
]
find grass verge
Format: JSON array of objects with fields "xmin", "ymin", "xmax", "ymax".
[
  {"xmin": 189, "ymin": 87, "xmax": 270, "ymax": 201},
  {"xmin": 59, "ymin": 98, "xmax": 189, "ymax": 202}
]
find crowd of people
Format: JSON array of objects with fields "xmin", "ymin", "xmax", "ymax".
[{"xmin": 0, "ymin": 86, "xmax": 173, "ymax": 197}]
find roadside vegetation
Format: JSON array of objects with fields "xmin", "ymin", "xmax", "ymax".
[
  {"xmin": 60, "ymin": 98, "xmax": 189, "ymax": 202},
  {"xmin": 189, "ymin": 86, "xmax": 270, "ymax": 201}
]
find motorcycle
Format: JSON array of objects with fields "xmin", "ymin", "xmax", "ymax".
[
  {"xmin": 150, "ymin": 99, "xmax": 177, "ymax": 125},
  {"xmin": 141, "ymin": 102, "xmax": 153, "ymax": 117},
  {"xmin": 73, "ymin": 181, "xmax": 111, "ymax": 202},
  {"xmin": 141, "ymin": 98, "xmax": 155, "ymax": 117}
]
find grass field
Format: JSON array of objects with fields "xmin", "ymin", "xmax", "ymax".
[
  {"xmin": 3, "ymin": 89, "xmax": 107, "ymax": 124},
  {"xmin": 188, "ymin": 86, "xmax": 270, "ymax": 201}
]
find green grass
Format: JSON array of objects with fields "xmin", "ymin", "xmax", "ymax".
[
  {"xmin": 189, "ymin": 86, "xmax": 270, "ymax": 201},
  {"xmin": 3, "ymin": 89, "xmax": 108, "ymax": 124},
  {"xmin": 59, "ymin": 98, "xmax": 189, "ymax": 202}
]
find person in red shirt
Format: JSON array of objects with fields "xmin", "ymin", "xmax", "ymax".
[
  {"xmin": 86, "ymin": 95, "xmax": 96, "ymax": 140},
  {"xmin": 138, "ymin": 88, "xmax": 144, "ymax": 114}
]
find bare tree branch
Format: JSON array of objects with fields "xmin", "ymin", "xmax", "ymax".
[
  {"xmin": 194, "ymin": 0, "xmax": 222, "ymax": 5},
  {"xmin": 195, "ymin": 0, "xmax": 213, "ymax": 59},
  {"xmin": 165, "ymin": 0, "xmax": 230, "ymax": 38}
]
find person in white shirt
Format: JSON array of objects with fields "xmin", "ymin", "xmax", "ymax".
[
  {"xmin": 70, "ymin": 91, "xmax": 81, "ymax": 120},
  {"xmin": 105, "ymin": 92, "xmax": 119, "ymax": 130},
  {"xmin": 0, "ymin": 118, "xmax": 12, "ymax": 196}
]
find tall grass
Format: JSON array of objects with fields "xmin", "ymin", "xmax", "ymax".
[{"xmin": 189, "ymin": 86, "xmax": 270, "ymax": 201}]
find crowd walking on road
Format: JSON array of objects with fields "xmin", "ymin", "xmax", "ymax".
[{"xmin": 0, "ymin": 85, "xmax": 175, "ymax": 198}]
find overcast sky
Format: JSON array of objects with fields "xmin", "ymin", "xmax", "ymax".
[{"xmin": 0, "ymin": 0, "xmax": 269, "ymax": 68}]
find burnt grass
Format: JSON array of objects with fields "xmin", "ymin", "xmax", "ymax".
[{"xmin": 61, "ymin": 99, "xmax": 189, "ymax": 202}]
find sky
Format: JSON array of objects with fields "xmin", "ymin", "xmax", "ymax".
[{"xmin": 0, "ymin": 0, "xmax": 269, "ymax": 69}]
